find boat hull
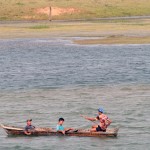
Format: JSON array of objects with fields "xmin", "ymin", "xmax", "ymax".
[{"xmin": 1, "ymin": 124, "xmax": 119, "ymax": 137}]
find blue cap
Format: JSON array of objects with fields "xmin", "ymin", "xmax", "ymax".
[{"xmin": 98, "ymin": 108, "xmax": 104, "ymax": 113}]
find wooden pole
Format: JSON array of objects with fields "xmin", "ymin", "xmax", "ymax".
[{"xmin": 49, "ymin": 6, "xmax": 52, "ymax": 21}]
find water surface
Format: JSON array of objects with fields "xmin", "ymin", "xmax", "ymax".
[{"xmin": 0, "ymin": 39, "xmax": 150, "ymax": 150}]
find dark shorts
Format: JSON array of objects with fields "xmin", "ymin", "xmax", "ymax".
[{"xmin": 96, "ymin": 125, "xmax": 106, "ymax": 132}]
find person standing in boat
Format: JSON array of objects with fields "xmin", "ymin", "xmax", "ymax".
[
  {"xmin": 82, "ymin": 107, "xmax": 112, "ymax": 132},
  {"xmin": 56, "ymin": 118, "xmax": 73, "ymax": 135},
  {"xmin": 24, "ymin": 119, "xmax": 35, "ymax": 135}
]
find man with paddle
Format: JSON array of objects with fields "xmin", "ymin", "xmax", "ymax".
[{"xmin": 81, "ymin": 107, "xmax": 112, "ymax": 132}]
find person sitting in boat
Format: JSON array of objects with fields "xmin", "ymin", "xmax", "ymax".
[
  {"xmin": 83, "ymin": 107, "xmax": 112, "ymax": 132},
  {"xmin": 24, "ymin": 119, "xmax": 35, "ymax": 135},
  {"xmin": 56, "ymin": 118, "xmax": 73, "ymax": 135}
]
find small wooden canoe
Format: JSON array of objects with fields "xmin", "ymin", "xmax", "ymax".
[{"xmin": 0, "ymin": 124, "xmax": 119, "ymax": 137}]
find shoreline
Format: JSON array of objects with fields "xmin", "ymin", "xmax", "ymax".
[
  {"xmin": 0, "ymin": 15, "xmax": 150, "ymax": 23},
  {"xmin": 73, "ymin": 36, "xmax": 150, "ymax": 45},
  {"xmin": 0, "ymin": 18, "xmax": 150, "ymax": 45}
]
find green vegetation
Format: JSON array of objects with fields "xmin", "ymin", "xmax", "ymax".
[
  {"xmin": 29, "ymin": 25, "xmax": 49, "ymax": 29},
  {"xmin": 0, "ymin": 0, "xmax": 150, "ymax": 20},
  {"xmin": 16, "ymin": 2, "xmax": 24, "ymax": 6}
]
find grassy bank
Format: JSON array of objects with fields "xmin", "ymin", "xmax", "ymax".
[{"xmin": 0, "ymin": 0, "xmax": 150, "ymax": 20}]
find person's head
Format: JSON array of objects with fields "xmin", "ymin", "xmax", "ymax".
[
  {"xmin": 98, "ymin": 107, "xmax": 104, "ymax": 115},
  {"xmin": 58, "ymin": 118, "xmax": 64, "ymax": 125},
  {"xmin": 26, "ymin": 119, "xmax": 32, "ymax": 126}
]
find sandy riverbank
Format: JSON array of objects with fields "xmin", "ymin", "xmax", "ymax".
[{"xmin": 0, "ymin": 18, "xmax": 150, "ymax": 45}]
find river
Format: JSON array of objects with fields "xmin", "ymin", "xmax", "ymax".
[{"xmin": 0, "ymin": 39, "xmax": 150, "ymax": 150}]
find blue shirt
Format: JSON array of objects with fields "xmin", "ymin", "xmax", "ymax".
[{"xmin": 56, "ymin": 125, "xmax": 64, "ymax": 131}]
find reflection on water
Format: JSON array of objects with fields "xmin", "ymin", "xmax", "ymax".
[{"xmin": 0, "ymin": 39, "xmax": 150, "ymax": 149}]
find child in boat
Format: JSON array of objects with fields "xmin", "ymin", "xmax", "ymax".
[
  {"xmin": 24, "ymin": 119, "xmax": 35, "ymax": 135},
  {"xmin": 83, "ymin": 107, "xmax": 112, "ymax": 132},
  {"xmin": 56, "ymin": 118, "xmax": 73, "ymax": 135}
]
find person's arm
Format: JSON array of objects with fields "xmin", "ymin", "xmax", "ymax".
[
  {"xmin": 32, "ymin": 125, "xmax": 35, "ymax": 129},
  {"xmin": 56, "ymin": 125, "xmax": 65, "ymax": 135},
  {"xmin": 65, "ymin": 128, "xmax": 74, "ymax": 132},
  {"xmin": 24, "ymin": 130, "xmax": 31, "ymax": 135},
  {"xmin": 24, "ymin": 127, "xmax": 31, "ymax": 135},
  {"xmin": 106, "ymin": 118, "xmax": 112, "ymax": 125},
  {"xmin": 103, "ymin": 117, "xmax": 112, "ymax": 127},
  {"xmin": 58, "ymin": 130, "xmax": 65, "ymax": 135},
  {"xmin": 80, "ymin": 114, "xmax": 97, "ymax": 121},
  {"xmin": 84, "ymin": 116, "xmax": 97, "ymax": 121}
]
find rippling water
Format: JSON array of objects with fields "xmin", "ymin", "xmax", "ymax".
[{"xmin": 0, "ymin": 39, "xmax": 150, "ymax": 150}]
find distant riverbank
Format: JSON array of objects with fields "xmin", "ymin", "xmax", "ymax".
[
  {"xmin": 1, "ymin": 0, "xmax": 150, "ymax": 20},
  {"xmin": 0, "ymin": 18, "xmax": 150, "ymax": 45}
]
